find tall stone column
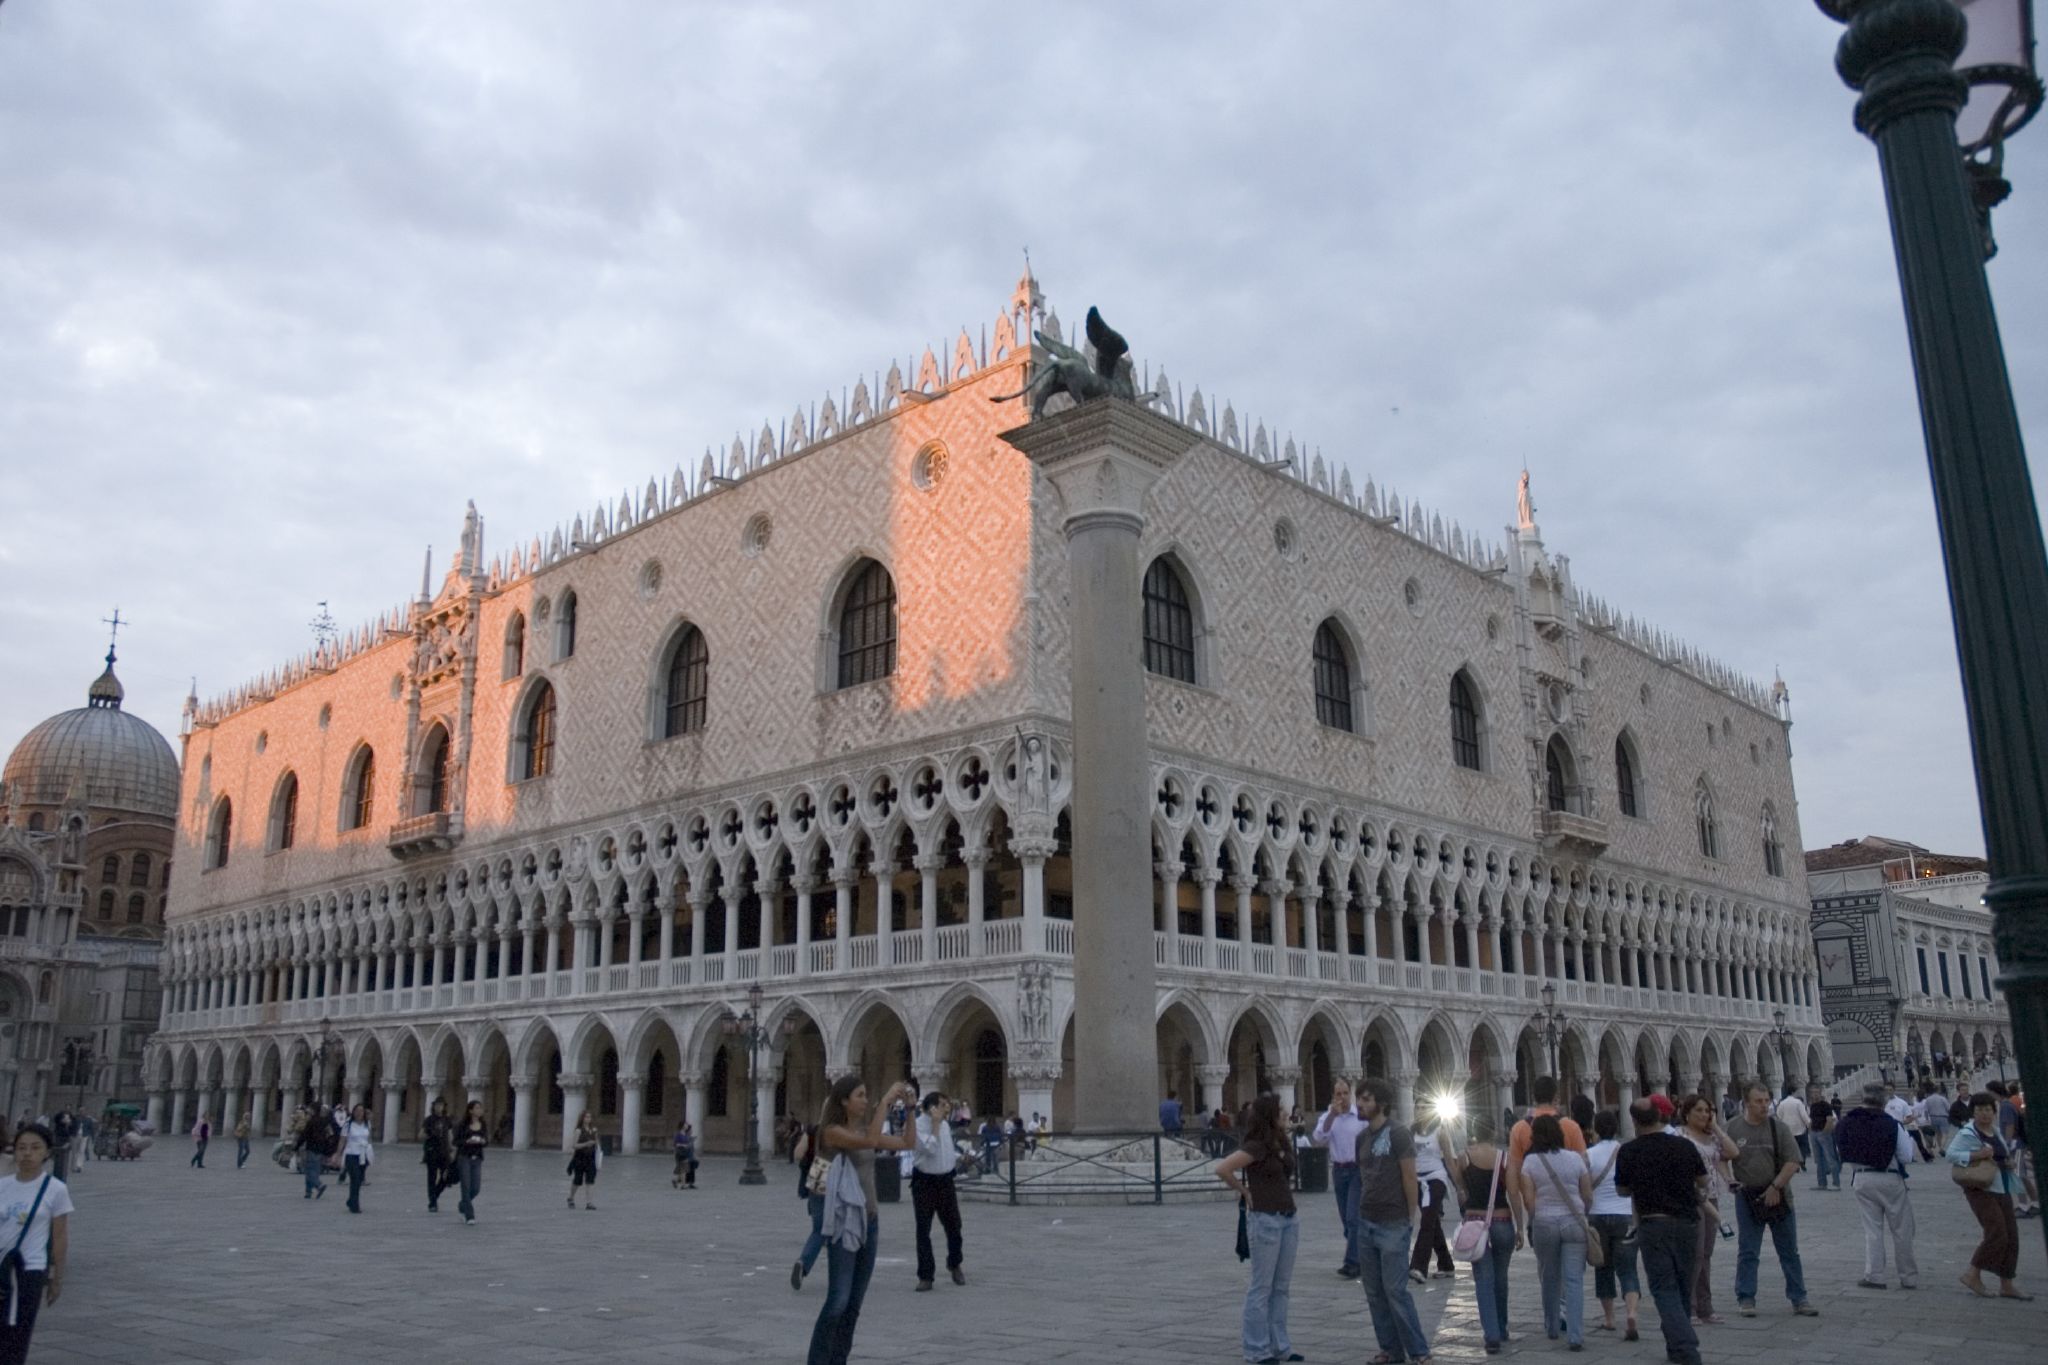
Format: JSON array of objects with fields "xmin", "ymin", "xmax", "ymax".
[
  {"xmin": 1232, "ymin": 875, "xmax": 1256, "ymax": 974},
  {"xmin": 682, "ymin": 1071, "xmax": 707, "ymax": 1139},
  {"xmin": 1197, "ymin": 1065, "xmax": 1231, "ymax": 1121},
  {"xmin": 380, "ymin": 1081, "xmax": 405, "ymax": 1143},
  {"xmin": 511, "ymin": 1078, "xmax": 536, "ymax": 1150},
  {"xmin": 251, "ymin": 1087, "xmax": 271, "ymax": 1139},
  {"xmin": 793, "ymin": 875, "xmax": 815, "ymax": 975},
  {"xmin": 1393, "ymin": 1070, "xmax": 1418, "ymax": 1125},
  {"xmin": 832, "ymin": 874, "xmax": 854, "ymax": 972},
  {"xmin": 1003, "ymin": 401, "xmax": 1190, "ymax": 1133},
  {"xmin": 170, "ymin": 1090, "xmax": 189, "ymax": 1137},
  {"xmin": 962, "ymin": 853, "xmax": 987, "ymax": 959},
  {"xmin": 146, "ymin": 1089, "xmax": 166, "ymax": 1133},
  {"xmin": 1010, "ymin": 1064, "xmax": 1057, "ymax": 1134},
  {"xmin": 558, "ymin": 1075, "xmax": 590, "ymax": 1151},
  {"xmin": 618, "ymin": 1076, "xmax": 644, "ymax": 1155},
  {"xmin": 1268, "ymin": 1066, "xmax": 1302, "ymax": 1115}
]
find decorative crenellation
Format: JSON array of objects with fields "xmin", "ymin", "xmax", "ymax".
[
  {"xmin": 190, "ymin": 598, "xmax": 415, "ymax": 730},
  {"xmin": 1574, "ymin": 591, "xmax": 1775, "ymax": 713}
]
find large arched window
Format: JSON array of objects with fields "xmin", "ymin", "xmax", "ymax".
[
  {"xmin": 503, "ymin": 611, "xmax": 526, "ymax": 680},
  {"xmin": 1312, "ymin": 620, "xmax": 1354, "ymax": 732},
  {"xmin": 343, "ymin": 747, "xmax": 376, "ymax": 831},
  {"xmin": 1449, "ymin": 670, "xmax": 1483, "ymax": 771},
  {"xmin": 1694, "ymin": 778, "xmax": 1719, "ymax": 859},
  {"xmin": 1614, "ymin": 736, "xmax": 1640, "ymax": 818},
  {"xmin": 836, "ymin": 559, "xmax": 898, "ymax": 688},
  {"xmin": 555, "ymin": 591, "xmax": 579, "ymax": 661},
  {"xmin": 1544, "ymin": 736, "xmax": 1573, "ymax": 812},
  {"xmin": 518, "ymin": 682, "xmax": 558, "ymax": 780},
  {"xmin": 127, "ymin": 894, "xmax": 145, "ymax": 925},
  {"xmin": 206, "ymin": 797, "xmax": 233, "ymax": 870},
  {"xmin": 1761, "ymin": 803, "xmax": 1784, "ymax": 877},
  {"xmin": 1142, "ymin": 557, "xmax": 1197, "ymax": 683},
  {"xmin": 271, "ymin": 771, "xmax": 299, "ymax": 851},
  {"xmin": 100, "ymin": 855, "xmax": 119, "ymax": 884},
  {"xmin": 97, "ymin": 890, "xmax": 113, "ymax": 920},
  {"xmin": 415, "ymin": 724, "xmax": 452, "ymax": 815},
  {"xmin": 129, "ymin": 852, "xmax": 151, "ymax": 887},
  {"xmin": 664, "ymin": 626, "xmax": 710, "ymax": 736}
]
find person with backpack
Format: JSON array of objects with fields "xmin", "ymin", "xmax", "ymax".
[
  {"xmin": 1807, "ymin": 1090, "xmax": 1840, "ymax": 1191},
  {"xmin": 0, "ymin": 1123, "xmax": 72, "ymax": 1364},
  {"xmin": 673, "ymin": 1119, "xmax": 699, "ymax": 1191},
  {"xmin": 295, "ymin": 1106, "xmax": 339, "ymax": 1199},
  {"xmin": 1838, "ymin": 1082, "xmax": 1918, "ymax": 1289},
  {"xmin": 188, "ymin": 1114, "xmax": 210, "ymax": 1169},
  {"xmin": 1727, "ymin": 1082, "xmax": 1817, "ymax": 1318},
  {"xmin": 791, "ymin": 1124, "xmax": 826, "ymax": 1290}
]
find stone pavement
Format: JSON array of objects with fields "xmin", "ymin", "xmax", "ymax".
[{"xmin": 36, "ymin": 1148, "xmax": 2047, "ymax": 1364}]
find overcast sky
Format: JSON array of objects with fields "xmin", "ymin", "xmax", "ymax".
[{"xmin": 3, "ymin": 1, "xmax": 2042, "ymax": 860}]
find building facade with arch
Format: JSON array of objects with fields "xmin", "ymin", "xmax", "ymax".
[{"xmin": 149, "ymin": 277, "xmax": 1825, "ymax": 1152}]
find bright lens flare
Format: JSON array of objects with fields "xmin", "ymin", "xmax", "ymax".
[{"xmin": 1432, "ymin": 1092, "xmax": 1463, "ymax": 1122}]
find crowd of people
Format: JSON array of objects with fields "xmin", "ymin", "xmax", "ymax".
[{"xmin": 1210, "ymin": 1073, "xmax": 2034, "ymax": 1365}]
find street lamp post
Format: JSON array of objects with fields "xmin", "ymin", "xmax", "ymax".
[
  {"xmin": 722, "ymin": 982, "xmax": 798, "ymax": 1187},
  {"xmin": 1771, "ymin": 1008, "xmax": 1796, "ymax": 1094},
  {"xmin": 1540, "ymin": 981, "xmax": 1567, "ymax": 1082},
  {"xmin": 1994, "ymin": 1033, "xmax": 2009, "ymax": 1081},
  {"xmin": 1815, "ymin": 0, "xmax": 2047, "ymax": 1257}
]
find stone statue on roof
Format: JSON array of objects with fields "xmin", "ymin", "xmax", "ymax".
[
  {"xmin": 991, "ymin": 306, "xmax": 1154, "ymax": 420},
  {"xmin": 1517, "ymin": 469, "xmax": 1537, "ymax": 531}
]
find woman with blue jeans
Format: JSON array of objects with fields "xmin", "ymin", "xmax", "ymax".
[
  {"xmin": 1457, "ymin": 1116, "xmax": 1522, "ymax": 1355},
  {"xmin": 1584, "ymin": 1112, "xmax": 1640, "ymax": 1339},
  {"xmin": 1217, "ymin": 1093, "xmax": 1300, "ymax": 1365},
  {"xmin": 807, "ymin": 1076, "xmax": 917, "ymax": 1365},
  {"xmin": 1518, "ymin": 1115, "xmax": 1594, "ymax": 1350}
]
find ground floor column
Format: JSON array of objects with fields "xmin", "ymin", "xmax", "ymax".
[
  {"xmin": 558, "ymin": 1075, "xmax": 590, "ymax": 1152},
  {"xmin": 618, "ymin": 1076, "xmax": 644, "ymax": 1155},
  {"xmin": 1010, "ymin": 1064, "xmax": 1056, "ymax": 1133},
  {"xmin": 380, "ymin": 1081, "xmax": 404, "ymax": 1143},
  {"xmin": 1197, "ymin": 1064, "xmax": 1230, "ymax": 1121},
  {"xmin": 220, "ymin": 1087, "xmax": 243, "ymax": 1134},
  {"xmin": 464, "ymin": 1072, "xmax": 489, "ymax": 1109},
  {"xmin": 1394, "ymin": 1070, "xmax": 1417, "ymax": 1125},
  {"xmin": 1492, "ymin": 1072, "xmax": 1517, "ymax": 1134},
  {"xmin": 682, "ymin": 1071, "xmax": 707, "ymax": 1138},
  {"xmin": 146, "ymin": 1089, "xmax": 166, "ymax": 1133},
  {"xmin": 511, "ymin": 1078, "xmax": 535, "ymax": 1151},
  {"xmin": 170, "ymin": 1090, "xmax": 189, "ymax": 1137},
  {"xmin": 754, "ymin": 1069, "xmax": 778, "ymax": 1158},
  {"xmin": 196, "ymin": 1088, "xmax": 215, "ymax": 1135},
  {"xmin": 1268, "ymin": 1066, "xmax": 1300, "ymax": 1117},
  {"xmin": 251, "ymin": 1088, "xmax": 270, "ymax": 1142}
]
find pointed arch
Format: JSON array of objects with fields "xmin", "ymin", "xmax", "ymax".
[
  {"xmin": 1142, "ymin": 552, "xmax": 1202, "ymax": 684},
  {"xmin": 652, "ymin": 619, "xmax": 711, "ymax": 738},
  {"xmin": 502, "ymin": 609, "xmax": 526, "ymax": 680},
  {"xmin": 340, "ymin": 743, "xmax": 377, "ymax": 832},
  {"xmin": 1449, "ymin": 667, "xmax": 1487, "ymax": 771},
  {"xmin": 206, "ymin": 796, "xmax": 234, "ymax": 870},
  {"xmin": 1694, "ymin": 776, "xmax": 1719, "ymax": 859},
  {"xmin": 268, "ymin": 771, "xmax": 300, "ymax": 852},
  {"xmin": 510, "ymin": 676, "xmax": 558, "ymax": 782},
  {"xmin": 1613, "ymin": 729, "xmax": 1644, "ymax": 819},
  {"xmin": 831, "ymin": 557, "xmax": 898, "ymax": 689}
]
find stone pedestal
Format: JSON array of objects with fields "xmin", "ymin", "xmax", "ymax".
[{"xmin": 1003, "ymin": 400, "xmax": 1194, "ymax": 1133}]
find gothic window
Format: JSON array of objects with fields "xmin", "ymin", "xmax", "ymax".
[
  {"xmin": 206, "ymin": 798, "xmax": 233, "ymax": 869},
  {"xmin": 1141, "ymin": 557, "xmax": 1196, "ymax": 683},
  {"xmin": 1544, "ymin": 736, "xmax": 1573, "ymax": 812},
  {"xmin": 97, "ymin": 890, "xmax": 113, "ymax": 920},
  {"xmin": 26, "ymin": 814, "xmax": 42, "ymax": 833},
  {"xmin": 343, "ymin": 748, "xmax": 376, "ymax": 831},
  {"xmin": 1449, "ymin": 670, "xmax": 1483, "ymax": 771},
  {"xmin": 663, "ymin": 626, "xmax": 710, "ymax": 737},
  {"xmin": 1761, "ymin": 803, "xmax": 1784, "ymax": 877},
  {"xmin": 100, "ymin": 855, "xmax": 120, "ymax": 884},
  {"xmin": 416, "ymin": 725, "xmax": 451, "ymax": 815},
  {"xmin": 555, "ymin": 591, "xmax": 578, "ymax": 661},
  {"xmin": 271, "ymin": 771, "xmax": 299, "ymax": 851},
  {"xmin": 503, "ymin": 611, "xmax": 526, "ymax": 680},
  {"xmin": 127, "ymin": 894, "xmax": 145, "ymax": 924},
  {"xmin": 836, "ymin": 560, "xmax": 897, "ymax": 688},
  {"xmin": 518, "ymin": 682, "xmax": 557, "ymax": 781},
  {"xmin": 1312, "ymin": 620, "xmax": 1354, "ymax": 732},
  {"xmin": 130, "ymin": 852, "xmax": 151, "ymax": 887},
  {"xmin": 708, "ymin": 1046, "xmax": 730, "ymax": 1117},
  {"xmin": 1694, "ymin": 779, "xmax": 1718, "ymax": 859},
  {"xmin": 1614, "ymin": 737, "xmax": 1639, "ymax": 818}
]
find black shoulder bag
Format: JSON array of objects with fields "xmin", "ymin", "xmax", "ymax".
[
  {"xmin": 1, "ymin": 1175, "xmax": 53, "ymax": 1327},
  {"xmin": 1743, "ymin": 1121, "xmax": 1792, "ymax": 1227}
]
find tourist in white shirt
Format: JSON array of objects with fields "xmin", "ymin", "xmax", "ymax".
[
  {"xmin": 909, "ymin": 1092, "xmax": 966, "ymax": 1292},
  {"xmin": 0, "ymin": 1123, "xmax": 71, "ymax": 1363},
  {"xmin": 340, "ymin": 1104, "xmax": 374, "ymax": 1215},
  {"xmin": 1309, "ymin": 1080, "xmax": 1368, "ymax": 1278},
  {"xmin": 1775, "ymin": 1088, "xmax": 1812, "ymax": 1169},
  {"xmin": 1585, "ymin": 1110, "xmax": 1642, "ymax": 1339}
]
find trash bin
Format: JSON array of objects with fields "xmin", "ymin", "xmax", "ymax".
[
  {"xmin": 1295, "ymin": 1144, "xmax": 1329, "ymax": 1193},
  {"xmin": 875, "ymin": 1154, "xmax": 903, "ymax": 1203}
]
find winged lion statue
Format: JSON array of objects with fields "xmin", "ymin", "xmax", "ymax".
[{"xmin": 990, "ymin": 306, "xmax": 1158, "ymax": 420}]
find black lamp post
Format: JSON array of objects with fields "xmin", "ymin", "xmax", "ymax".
[
  {"xmin": 1540, "ymin": 981, "xmax": 1567, "ymax": 1081},
  {"xmin": 1994, "ymin": 1032, "xmax": 2009, "ymax": 1081},
  {"xmin": 1815, "ymin": 0, "xmax": 2046, "ymax": 1256},
  {"xmin": 722, "ymin": 982, "xmax": 796, "ymax": 1187},
  {"xmin": 1771, "ymin": 1008, "xmax": 1797, "ymax": 1093}
]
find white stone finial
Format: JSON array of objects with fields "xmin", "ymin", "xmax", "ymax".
[{"xmin": 1517, "ymin": 468, "xmax": 1536, "ymax": 531}]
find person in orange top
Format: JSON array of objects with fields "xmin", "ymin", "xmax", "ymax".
[{"xmin": 1509, "ymin": 1077, "xmax": 1588, "ymax": 1179}]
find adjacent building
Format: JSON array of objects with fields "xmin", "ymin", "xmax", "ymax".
[{"xmin": 148, "ymin": 276, "xmax": 1826, "ymax": 1152}]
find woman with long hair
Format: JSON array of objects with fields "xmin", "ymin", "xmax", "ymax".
[
  {"xmin": 453, "ymin": 1100, "xmax": 488, "ymax": 1224},
  {"xmin": 1216, "ymin": 1093, "xmax": 1299, "ymax": 1365},
  {"xmin": 1584, "ymin": 1110, "xmax": 1640, "ymax": 1338},
  {"xmin": 1517, "ymin": 1114, "xmax": 1594, "ymax": 1350},
  {"xmin": 340, "ymin": 1104, "xmax": 373, "ymax": 1214},
  {"xmin": 420, "ymin": 1099, "xmax": 454, "ymax": 1212},
  {"xmin": 1678, "ymin": 1093, "xmax": 1736, "ymax": 1325},
  {"xmin": 567, "ymin": 1110, "xmax": 601, "ymax": 1210},
  {"xmin": 807, "ymin": 1077, "xmax": 917, "ymax": 1365},
  {"xmin": 0, "ymin": 1124, "xmax": 71, "ymax": 1365},
  {"xmin": 1949, "ymin": 1092, "xmax": 2033, "ymax": 1300},
  {"xmin": 1457, "ymin": 1112, "xmax": 1523, "ymax": 1355}
]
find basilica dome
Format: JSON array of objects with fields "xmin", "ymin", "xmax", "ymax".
[{"xmin": 3, "ymin": 653, "xmax": 181, "ymax": 820}]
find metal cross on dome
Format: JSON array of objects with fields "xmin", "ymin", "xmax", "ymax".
[{"xmin": 101, "ymin": 606, "xmax": 126, "ymax": 654}]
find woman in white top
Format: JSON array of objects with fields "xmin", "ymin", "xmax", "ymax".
[
  {"xmin": 0, "ymin": 1122, "xmax": 72, "ymax": 1364},
  {"xmin": 341, "ymin": 1104, "xmax": 374, "ymax": 1215},
  {"xmin": 1583, "ymin": 1111, "xmax": 1640, "ymax": 1339},
  {"xmin": 1516, "ymin": 1114, "xmax": 1595, "ymax": 1350},
  {"xmin": 1407, "ymin": 1116, "xmax": 1459, "ymax": 1282},
  {"xmin": 1678, "ymin": 1093, "xmax": 1738, "ymax": 1324}
]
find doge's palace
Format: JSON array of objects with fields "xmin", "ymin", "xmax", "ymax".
[{"xmin": 149, "ymin": 275, "xmax": 1826, "ymax": 1153}]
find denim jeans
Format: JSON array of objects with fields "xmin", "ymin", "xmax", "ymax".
[
  {"xmin": 1358, "ymin": 1218, "xmax": 1430, "ymax": 1361},
  {"xmin": 1330, "ymin": 1163, "xmax": 1362, "ymax": 1270},
  {"xmin": 1590, "ymin": 1212, "xmax": 1640, "ymax": 1301},
  {"xmin": 344, "ymin": 1155, "xmax": 367, "ymax": 1211},
  {"xmin": 1241, "ymin": 1211, "xmax": 1298, "ymax": 1362},
  {"xmin": 807, "ymin": 1214, "xmax": 878, "ymax": 1365},
  {"xmin": 1811, "ymin": 1131, "xmax": 1841, "ymax": 1188},
  {"xmin": 799, "ymin": 1193, "xmax": 827, "ymax": 1273},
  {"xmin": 1531, "ymin": 1217, "xmax": 1586, "ymax": 1345},
  {"xmin": 1468, "ymin": 1216, "xmax": 1517, "ymax": 1345},
  {"xmin": 1733, "ymin": 1193, "xmax": 1808, "ymax": 1305},
  {"xmin": 236, "ymin": 1138, "xmax": 250, "ymax": 1169},
  {"xmin": 302, "ymin": 1148, "xmax": 325, "ymax": 1195},
  {"xmin": 1636, "ymin": 1218, "xmax": 1701, "ymax": 1365},
  {"xmin": 455, "ymin": 1154, "xmax": 483, "ymax": 1219}
]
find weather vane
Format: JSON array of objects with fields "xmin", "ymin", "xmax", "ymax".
[{"xmin": 310, "ymin": 601, "xmax": 338, "ymax": 652}]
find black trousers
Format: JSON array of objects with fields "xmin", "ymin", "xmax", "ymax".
[
  {"xmin": 910, "ymin": 1170, "xmax": 963, "ymax": 1282},
  {"xmin": 0, "ymin": 1269, "xmax": 46, "ymax": 1365},
  {"xmin": 1409, "ymin": 1179, "xmax": 1454, "ymax": 1273},
  {"xmin": 426, "ymin": 1157, "xmax": 453, "ymax": 1208}
]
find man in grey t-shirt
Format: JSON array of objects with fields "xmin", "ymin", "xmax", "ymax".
[
  {"xmin": 1727, "ymin": 1082, "xmax": 1816, "ymax": 1317},
  {"xmin": 1351, "ymin": 1079, "xmax": 1429, "ymax": 1363}
]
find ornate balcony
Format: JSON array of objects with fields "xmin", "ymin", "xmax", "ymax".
[
  {"xmin": 387, "ymin": 811, "xmax": 461, "ymax": 858},
  {"xmin": 1537, "ymin": 809, "xmax": 1609, "ymax": 856}
]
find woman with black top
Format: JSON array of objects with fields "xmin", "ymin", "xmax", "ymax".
[
  {"xmin": 420, "ymin": 1099, "xmax": 454, "ymax": 1212},
  {"xmin": 452, "ymin": 1100, "xmax": 488, "ymax": 1224},
  {"xmin": 1216, "ymin": 1093, "xmax": 1301, "ymax": 1365},
  {"xmin": 568, "ymin": 1111, "xmax": 601, "ymax": 1209},
  {"xmin": 1458, "ymin": 1113, "xmax": 1523, "ymax": 1355}
]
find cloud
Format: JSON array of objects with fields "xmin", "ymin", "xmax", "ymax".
[{"xmin": 2, "ymin": 0, "xmax": 2041, "ymax": 859}]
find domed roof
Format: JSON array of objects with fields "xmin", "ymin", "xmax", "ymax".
[{"xmin": 3, "ymin": 652, "xmax": 180, "ymax": 821}]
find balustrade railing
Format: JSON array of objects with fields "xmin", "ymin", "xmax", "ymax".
[
  {"xmin": 1216, "ymin": 940, "xmax": 1242, "ymax": 973},
  {"xmin": 848, "ymin": 936, "xmax": 879, "ymax": 970},
  {"xmin": 1180, "ymin": 938, "xmax": 1209, "ymax": 970},
  {"xmin": 736, "ymin": 950, "xmax": 761, "ymax": 981},
  {"xmin": 1250, "ymin": 944, "xmax": 1275, "ymax": 975},
  {"xmin": 1045, "ymin": 921, "xmax": 1074, "ymax": 955},
  {"xmin": 889, "ymin": 930, "xmax": 923, "ymax": 966},
  {"xmin": 982, "ymin": 918, "xmax": 1022, "ymax": 957},
  {"xmin": 935, "ymin": 926, "xmax": 971, "ymax": 963},
  {"xmin": 769, "ymin": 945, "xmax": 799, "ymax": 977},
  {"xmin": 809, "ymin": 942, "xmax": 836, "ymax": 975}
]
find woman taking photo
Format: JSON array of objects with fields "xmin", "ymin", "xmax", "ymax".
[
  {"xmin": 340, "ymin": 1104, "xmax": 373, "ymax": 1214},
  {"xmin": 0, "ymin": 1124, "xmax": 70, "ymax": 1365},
  {"xmin": 1408, "ymin": 1113, "xmax": 1458, "ymax": 1284},
  {"xmin": 1517, "ymin": 1114, "xmax": 1594, "ymax": 1351},
  {"xmin": 1584, "ymin": 1111, "xmax": 1640, "ymax": 1339},
  {"xmin": 1678, "ymin": 1093, "xmax": 1737, "ymax": 1325},
  {"xmin": 807, "ymin": 1077, "xmax": 917, "ymax": 1365},
  {"xmin": 453, "ymin": 1100, "xmax": 488, "ymax": 1224},
  {"xmin": 1215, "ymin": 1093, "xmax": 1299, "ymax": 1365},
  {"xmin": 420, "ymin": 1099, "xmax": 454, "ymax": 1212},
  {"xmin": 1457, "ymin": 1113, "xmax": 1523, "ymax": 1356},
  {"xmin": 1948, "ymin": 1092, "xmax": 2034, "ymax": 1300},
  {"xmin": 568, "ymin": 1111, "xmax": 601, "ymax": 1210}
]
